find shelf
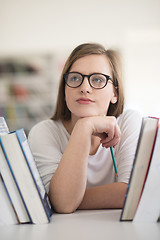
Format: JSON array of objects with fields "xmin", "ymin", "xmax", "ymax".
[{"xmin": 0, "ymin": 54, "xmax": 56, "ymax": 134}]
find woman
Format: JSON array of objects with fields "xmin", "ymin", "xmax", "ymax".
[{"xmin": 28, "ymin": 43, "xmax": 142, "ymax": 213}]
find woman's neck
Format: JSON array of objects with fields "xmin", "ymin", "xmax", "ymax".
[{"xmin": 62, "ymin": 118, "xmax": 76, "ymax": 135}]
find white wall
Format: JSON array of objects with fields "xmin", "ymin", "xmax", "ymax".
[{"xmin": 0, "ymin": 0, "xmax": 160, "ymax": 116}]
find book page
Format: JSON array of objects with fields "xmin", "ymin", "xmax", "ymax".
[{"xmin": 0, "ymin": 117, "xmax": 9, "ymax": 135}]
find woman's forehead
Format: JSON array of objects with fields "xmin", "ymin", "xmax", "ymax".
[{"xmin": 70, "ymin": 54, "xmax": 112, "ymax": 76}]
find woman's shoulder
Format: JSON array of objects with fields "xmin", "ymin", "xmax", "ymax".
[
  {"xmin": 28, "ymin": 119, "xmax": 65, "ymax": 142},
  {"xmin": 29, "ymin": 119, "xmax": 61, "ymax": 133},
  {"xmin": 117, "ymin": 108, "xmax": 142, "ymax": 121},
  {"xmin": 117, "ymin": 108, "xmax": 143, "ymax": 128}
]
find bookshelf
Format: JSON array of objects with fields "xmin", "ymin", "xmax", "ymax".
[{"xmin": 0, "ymin": 54, "xmax": 57, "ymax": 134}]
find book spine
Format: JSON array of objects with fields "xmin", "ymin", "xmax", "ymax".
[
  {"xmin": 16, "ymin": 129, "xmax": 52, "ymax": 219},
  {"xmin": 120, "ymin": 118, "xmax": 145, "ymax": 221},
  {"xmin": 0, "ymin": 173, "xmax": 19, "ymax": 224},
  {"xmin": 0, "ymin": 139, "xmax": 32, "ymax": 223},
  {"xmin": 136, "ymin": 117, "xmax": 159, "ymax": 209}
]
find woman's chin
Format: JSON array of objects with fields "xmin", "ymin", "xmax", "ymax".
[
  {"xmin": 72, "ymin": 110, "xmax": 104, "ymax": 119},
  {"xmin": 77, "ymin": 113, "xmax": 97, "ymax": 118}
]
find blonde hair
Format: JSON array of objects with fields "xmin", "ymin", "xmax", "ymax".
[{"xmin": 52, "ymin": 43, "xmax": 124, "ymax": 121}]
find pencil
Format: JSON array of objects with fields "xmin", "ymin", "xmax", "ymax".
[{"xmin": 110, "ymin": 146, "xmax": 118, "ymax": 177}]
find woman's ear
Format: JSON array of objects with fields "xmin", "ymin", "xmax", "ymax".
[
  {"xmin": 111, "ymin": 90, "xmax": 118, "ymax": 104},
  {"xmin": 111, "ymin": 97, "xmax": 117, "ymax": 104}
]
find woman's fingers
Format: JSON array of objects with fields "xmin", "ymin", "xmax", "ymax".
[
  {"xmin": 101, "ymin": 136, "xmax": 120, "ymax": 148},
  {"xmin": 92, "ymin": 116, "xmax": 121, "ymax": 148}
]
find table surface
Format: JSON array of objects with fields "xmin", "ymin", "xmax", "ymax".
[{"xmin": 0, "ymin": 210, "xmax": 160, "ymax": 240}]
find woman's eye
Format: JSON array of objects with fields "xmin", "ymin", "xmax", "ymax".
[
  {"xmin": 95, "ymin": 78, "xmax": 102, "ymax": 82},
  {"xmin": 92, "ymin": 77, "xmax": 104, "ymax": 82},
  {"xmin": 73, "ymin": 77, "xmax": 79, "ymax": 81},
  {"xmin": 70, "ymin": 76, "xmax": 80, "ymax": 82}
]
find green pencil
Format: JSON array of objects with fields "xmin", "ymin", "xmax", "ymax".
[{"xmin": 110, "ymin": 146, "xmax": 118, "ymax": 177}]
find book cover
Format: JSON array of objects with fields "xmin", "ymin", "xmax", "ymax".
[
  {"xmin": 0, "ymin": 173, "xmax": 18, "ymax": 225},
  {"xmin": 133, "ymin": 124, "xmax": 160, "ymax": 222},
  {"xmin": 0, "ymin": 129, "xmax": 52, "ymax": 224},
  {"xmin": 16, "ymin": 129, "xmax": 52, "ymax": 219},
  {"xmin": 120, "ymin": 117, "xmax": 159, "ymax": 221},
  {"xmin": 0, "ymin": 143, "xmax": 30, "ymax": 223}
]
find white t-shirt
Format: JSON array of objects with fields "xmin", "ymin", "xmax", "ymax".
[{"xmin": 28, "ymin": 109, "xmax": 142, "ymax": 193}]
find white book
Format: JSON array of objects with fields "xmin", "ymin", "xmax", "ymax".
[
  {"xmin": 0, "ymin": 117, "xmax": 9, "ymax": 135},
  {"xmin": 0, "ymin": 118, "xmax": 30, "ymax": 223},
  {"xmin": 0, "ymin": 174, "xmax": 18, "ymax": 225},
  {"xmin": 0, "ymin": 129, "xmax": 52, "ymax": 224},
  {"xmin": 120, "ymin": 117, "xmax": 159, "ymax": 221},
  {"xmin": 0, "ymin": 145, "xmax": 30, "ymax": 223},
  {"xmin": 133, "ymin": 124, "xmax": 160, "ymax": 222}
]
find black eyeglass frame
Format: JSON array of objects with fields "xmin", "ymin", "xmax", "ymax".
[{"xmin": 63, "ymin": 72, "xmax": 115, "ymax": 89}]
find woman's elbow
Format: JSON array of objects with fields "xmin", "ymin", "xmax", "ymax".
[
  {"xmin": 49, "ymin": 193, "xmax": 78, "ymax": 214},
  {"xmin": 52, "ymin": 203, "xmax": 77, "ymax": 214}
]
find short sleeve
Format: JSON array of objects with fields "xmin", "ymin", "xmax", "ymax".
[
  {"xmin": 115, "ymin": 109, "xmax": 142, "ymax": 184},
  {"xmin": 28, "ymin": 120, "xmax": 69, "ymax": 193}
]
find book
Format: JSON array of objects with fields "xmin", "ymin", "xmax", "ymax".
[
  {"xmin": 16, "ymin": 129, "xmax": 52, "ymax": 220},
  {"xmin": 0, "ymin": 144, "xmax": 30, "ymax": 223},
  {"xmin": 0, "ymin": 173, "xmax": 18, "ymax": 225},
  {"xmin": 133, "ymin": 124, "xmax": 160, "ymax": 222},
  {"xmin": 0, "ymin": 117, "xmax": 9, "ymax": 135},
  {"xmin": 0, "ymin": 117, "xmax": 30, "ymax": 223},
  {"xmin": 120, "ymin": 117, "xmax": 159, "ymax": 221},
  {"xmin": 0, "ymin": 128, "xmax": 52, "ymax": 224}
]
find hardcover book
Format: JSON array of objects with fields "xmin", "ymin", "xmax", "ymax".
[
  {"xmin": 0, "ymin": 127, "xmax": 52, "ymax": 224},
  {"xmin": 120, "ymin": 117, "xmax": 159, "ymax": 221}
]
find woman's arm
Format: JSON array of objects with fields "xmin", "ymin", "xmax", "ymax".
[
  {"xmin": 49, "ymin": 116, "xmax": 121, "ymax": 213},
  {"xmin": 78, "ymin": 182, "xmax": 127, "ymax": 210},
  {"xmin": 49, "ymin": 119, "xmax": 92, "ymax": 213}
]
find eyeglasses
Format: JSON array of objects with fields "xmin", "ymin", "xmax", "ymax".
[{"xmin": 63, "ymin": 72, "xmax": 114, "ymax": 89}]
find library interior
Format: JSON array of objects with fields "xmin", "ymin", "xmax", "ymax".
[{"xmin": 0, "ymin": 1, "xmax": 160, "ymax": 239}]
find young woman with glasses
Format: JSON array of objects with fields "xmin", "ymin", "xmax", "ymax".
[{"xmin": 28, "ymin": 43, "xmax": 142, "ymax": 213}]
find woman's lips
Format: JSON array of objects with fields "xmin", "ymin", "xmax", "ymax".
[{"xmin": 76, "ymin": 98, "xmax": 94, "ymax": 104}]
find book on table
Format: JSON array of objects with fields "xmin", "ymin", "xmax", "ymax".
[
  {"xmin": 16, "ymin": 128, "xmax": 52, "ymax": 222},
  {"xmin": 0, "ymin": 126, "xmax": 52, "ymax": 224},
  {"xmin": 0, "ymin": 173, "xmax": 18, "ymax": 225},
  {"xmin": 0, "ymin": 117, "xmax": 9, "ymax": 135},
  {"xmin": 0, "ymin": 117, "xmax": 29, "ymax": 224},
  {"xmin": 120, "ymin": 116, "xmax": 159, "ymax": 221},
  {"xmin": 133, "ymin": 123, "xmax": 160, "ymax": 223},
  {"xmin": 0, "ymin": 143, "xmax": 30, "ymax": 223}
]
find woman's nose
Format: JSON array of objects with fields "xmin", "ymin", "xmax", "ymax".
[{"xmin": 79, "ymin": 77, "xmax": 92, "ymax": 93}]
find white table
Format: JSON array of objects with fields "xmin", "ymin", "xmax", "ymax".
[{"xmin": 0, "ymin": 210, "xmax": 160, "ymax": 240}]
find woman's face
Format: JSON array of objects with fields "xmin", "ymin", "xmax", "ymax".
[{"xmin": 65, "ymin": 54, "xmax": 117, "ymax": 121}]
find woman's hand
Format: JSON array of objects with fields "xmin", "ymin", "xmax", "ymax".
[{"xmin": 79, "ymin": 115, "xmax": 121, "ymax": 148}]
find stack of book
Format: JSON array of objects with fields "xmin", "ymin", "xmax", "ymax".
[
  {"xmin": 120, "ymin": 116, "xmax": 160, "ymax": 223},
  {"xmin": 0, "ymin": 117, "xmax": 52, "ymax": 225}
]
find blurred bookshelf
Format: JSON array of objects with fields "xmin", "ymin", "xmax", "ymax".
[{"xmin": 0, "ymin": 54, "xmax": 58, "ymax": 135}]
